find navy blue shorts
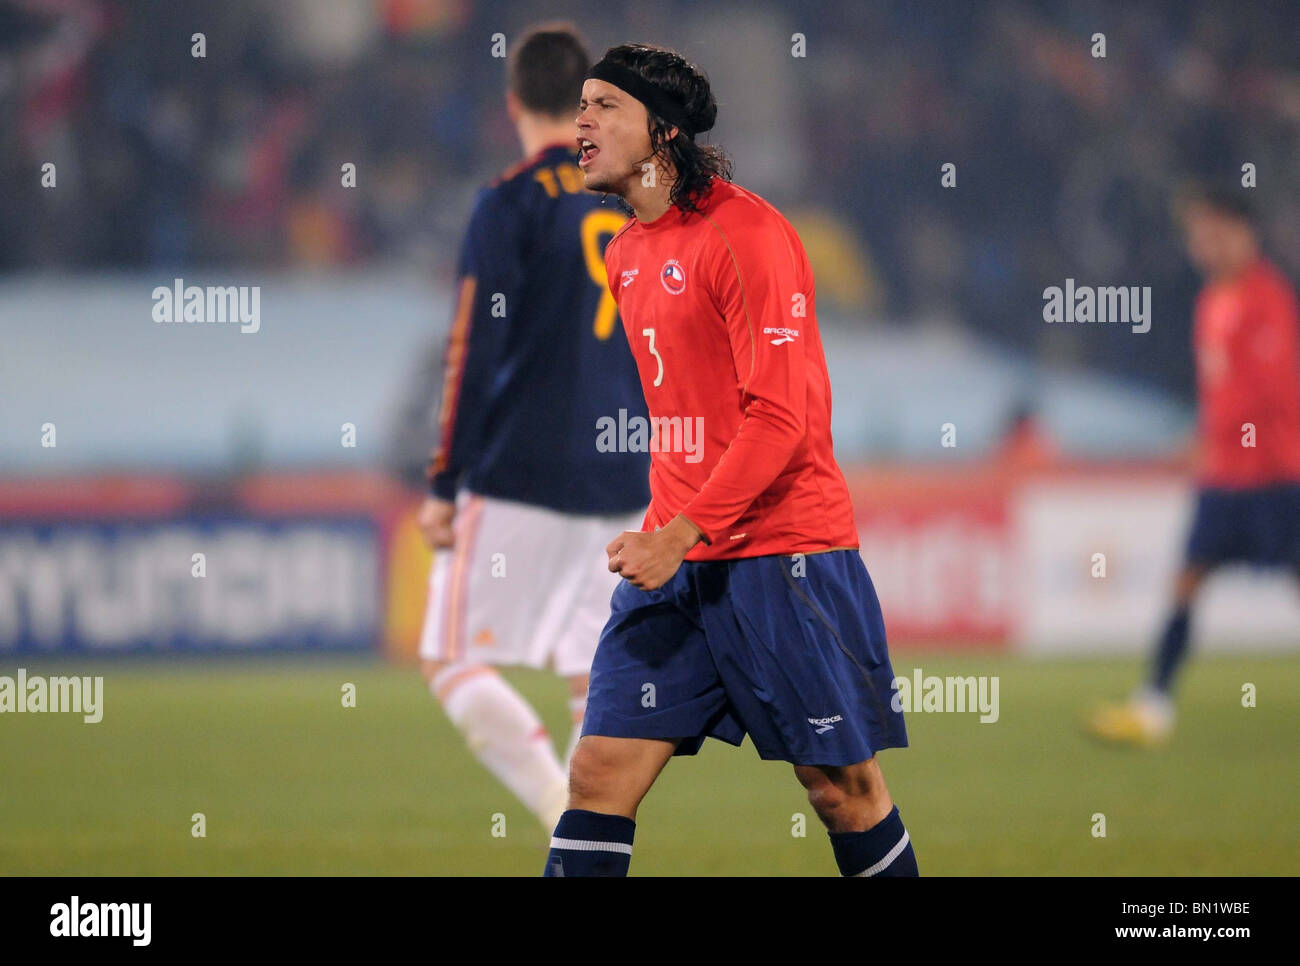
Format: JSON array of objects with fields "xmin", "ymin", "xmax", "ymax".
[
  {"xmin": 1185, "ymin": 483, "xmax": 1300, "ymax": 570},
  {"xmin": 582, "ymin": 549, "xmax": 908, "ymax": 767}
]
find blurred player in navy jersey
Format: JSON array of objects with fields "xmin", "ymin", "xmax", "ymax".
[
  {"xmin": 1089, "ymin": 186, "xmax": 1300, "ymax": 747},
  {"xmin": 543, "ymin": 44, "xmax": 915, "ymax": 877},
  {"xmin": 418, "ymin": 24, "xmax": 649, "ymax": 833}
]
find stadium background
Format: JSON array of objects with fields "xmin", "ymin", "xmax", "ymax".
[{"xmin": 1, "ymin": 0, "xmax": 1297, "ymax": 874}]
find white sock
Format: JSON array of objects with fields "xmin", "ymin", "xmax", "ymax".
[
  {"xmin": 432, "ymin": 666, "xmax": 568, "ymax": 831},
  {"xmin": 1131, "ymin": 686, "xmax": 1175, "ymax": 729},
  {"xmin": 563, "ymin": 693, "xmax": 587, "ymax": 768}
]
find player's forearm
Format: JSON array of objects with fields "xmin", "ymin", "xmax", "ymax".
[
  {"xmin": 432, "ymin": 349, "xmax": 497, "ymax": 499},
  {"xmin": 427, "ymin": 464, "xmax": 458, "ymax": 500},
  {"xmin": 431, "ymin": 274, "xmax": 509, "ymax": 500},
  {"xmin": 661, "ymin": 513, "xmax": 705, "ymax": 553},
  {"xmin": 682, "ymin": 410, "xmax": 802, "ymax": 541},
  {"xmin": 426, "ymin": 408, "xmax": 479, "ymax": 500}
]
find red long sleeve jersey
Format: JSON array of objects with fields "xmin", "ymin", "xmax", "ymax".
[
  {"xmin": 604, "ymin": 179, "xmax": 859, "ymax": 561},
  {"xmin": 1194, "ymin": 258, "xmax": 1300, "ymax": 487}
]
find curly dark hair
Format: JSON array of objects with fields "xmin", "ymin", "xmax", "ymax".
[{"xmin": 599, "ymin": 43, "xmax": 732, "ymax": 215}]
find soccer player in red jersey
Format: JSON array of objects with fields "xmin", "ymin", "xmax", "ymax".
[
  {"xmin": 1089, "ymin": 186, "xmax": 1300, "ymax": 746},
  {"xmin": 542, "ymin": 44, "xmax": 916, "ymax": 876}
]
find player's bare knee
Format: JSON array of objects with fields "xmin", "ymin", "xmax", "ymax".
[
  {"xmin": 566, "ymin": 736, "xmax": 663, "ymax": 817},
  {"xmin": 805, "ymin": 779, "xmax": 849, "ymax": 825},
  {"xmin": 797, "ymin": 760, "xmax": 890, "ymax": 830},
  {"xmin": 567, "ymin": 738, "xmax": 614, "ymax": 805}
]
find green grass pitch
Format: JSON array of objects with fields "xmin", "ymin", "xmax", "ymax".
[{"xmin": 1, "ymin": 652, "xmax": 1296, "ymax": 875}]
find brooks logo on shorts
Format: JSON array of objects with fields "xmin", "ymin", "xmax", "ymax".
[{"xmin": 808, "ymin": 714, "xmax": 843, "ymax": 734}]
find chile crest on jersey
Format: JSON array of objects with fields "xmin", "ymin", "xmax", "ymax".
[{"xmin": 660, "ymin": 258, "xmax": 686, "ymax": 295}]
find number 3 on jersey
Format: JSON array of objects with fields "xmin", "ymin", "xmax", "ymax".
[{"xmin": 641, "ymin": 328, "xmax": 664, "ymax": 387}]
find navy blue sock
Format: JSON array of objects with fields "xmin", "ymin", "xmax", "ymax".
[
  {"xmin": 542, "ymin": 809, "xmax": 636, "ymax": 877},
  {"xmin": 829, "ymin": 805, "xmax": 918, "ymax": 877},
  {"xmin": 1151, "ymin": 605, "xmax": 1192, "ymax": 693}
]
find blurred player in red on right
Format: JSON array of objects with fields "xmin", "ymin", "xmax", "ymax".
[{"xmin": 1089, "ymin": 185, "xmax": 1300, "ymax": 746}]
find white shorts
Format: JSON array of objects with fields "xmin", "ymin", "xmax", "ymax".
[{"xmin": 418, "ymin": 492, "xmax": 645, "ymax": 677}]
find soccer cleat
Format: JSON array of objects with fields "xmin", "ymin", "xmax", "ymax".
[{"xmin": 1085, "ymin": 691, "xmax": 1175, "ymax": 747}]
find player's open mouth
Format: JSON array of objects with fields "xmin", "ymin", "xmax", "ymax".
[{"xmin": 578, "ymin": 138, "xmax": 600, "ymax": 167}]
